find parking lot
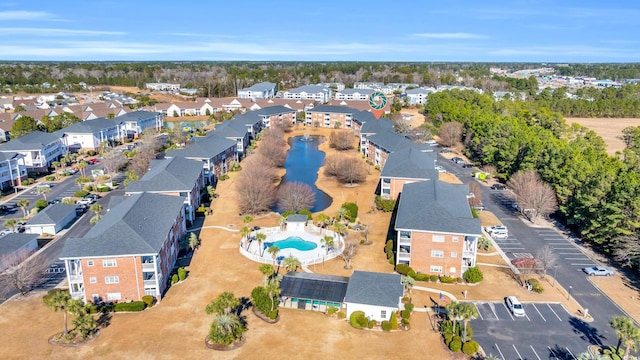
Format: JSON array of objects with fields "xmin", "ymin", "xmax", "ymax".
[{"xmin": 472, "ymin": 301, "xmax": 594, "ymax": 359}]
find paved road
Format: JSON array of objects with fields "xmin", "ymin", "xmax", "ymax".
[{"xmin": 436, "ymin": 151, "xmax": 631, "ymax": 353}]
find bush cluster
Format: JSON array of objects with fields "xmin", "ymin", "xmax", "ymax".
[
  {"xmin": 177, "ymin": 267, "xmax": 187, "ymax": 281},
  {"xmin": 74, "ymin": 190, "xmax": 89, "ymax": 198},
  {"xmin": 384, "ymin": 240, "xmax": 394, "ymax": 265},
  {"xmin": 349, "ymin": 311, "xmax": 369, "ymax": 328},
  {"xmin": 381, "ymin": 320, "xmax": 392, "ymax": 331},
  {"xmin": 527, "ymin": 278, "xmax": 544, "ymax": 293},
  {"xmin": 374, "ymin": 195, "xmax": 396, "ymax": 212},
  {"xmin": 251, "ymin": 286, "xmax": 278, "ymax": 320},
  {"xmin": 141, "ymin": 295, "xmax": 155, "ymax": 308},
  {"xmin": 340, "ymin": 202, "xmax": 358, "ymax": 221},
  {"xmin": 448, "ymin": 336, "xmax": 462, "ymax": 352},
  {"xmin": 462, "ymin": 340, "xmax": 479, "ymax": 355},
  {"xmin": 114, "ymin": 301, "xmax": 146, "ymax": 312},
  {"xmin": 463, "ymin": 267, "xmax": 484, "ymax": 283}
]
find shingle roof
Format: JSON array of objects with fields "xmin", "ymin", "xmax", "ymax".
[
  {"xmin": 166, "ymin": 133, "xmax": 236, "ymax": 160},
  {"xmin": 62, "ymin": 117, "xmax": 120, "ymax": 134},
  {"xmin": 279, "ymin": 272, "xmax": 349, "ymax": 303},
  {"xmin": 344, "ymin": 271, "xmax": 403, "ymax": 308},
  {"xmin": 286, "ymin": 214, "xmax": 308, "ymax": 223},
  {"xmin": 367, "ymin": 130, "xmax": 418, "ymax": 153},
  {"xmin": 380, "ymin": 148, "xmax": 438, "ymax": 179},
  {"xmin": 26, "ymin": 204, "xmax": 76, "ymax": 225},
  {"xmin": 0, "ymin": 131, "xmax": 61, "ymax": 151},
  {"xmin": 126, "ymin": 157, "xmax": 202, "ymax": 193},
  {"xmin": 338, "ymin": 89, "xmax": 373, "ymax": 95},
  {"xmin": 359, "ymin": 117, "xmax": 394, "ymax": 134},
  {"xmin": 253, "ymin": 105, "xmax": 295, "ymax": 116},
  {"xmin": 0, "ymin": 152, "xmax": 24, "ymax": 162},
  {"xmin": 0, "ymin": 233, "xmax": 39, "ymax": 258},
  {"xmin": 210, "ymin": 120, "xmax": 247, "ymax": 138},
  {"xmin": 307, "ymin": 105, "xmax": 358, "ymax": 114},
  {"xmin": 60, "ymin": 193, "xmax": 186, "ymax": 258},
  {"xmin": 241, "ymin": 82, "xmax": 276, "ymax": 91},
  {"xmin": 395, "ymin": 180, "xmax": 481, "ymax": 235},
  {"xmin": 113, "ymin": 110, "xmax": 160, "ymax": 123},
  {"xmin": 286, "ymin": 85, "xmax": 329, "ymax": 94}
]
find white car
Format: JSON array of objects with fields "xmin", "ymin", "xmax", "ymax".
[
  {"xmin": 76, "ymin": 198, "xmax": 95, "ymax": 206},
  {"xmin": 435, "ymin": 166, "xmax": 446, "ymax": 173},
  {"xmin": 583, "ymin": 266, "xmax": 613, "ymax": 276},
  {"xmin": 484, "ymin": 225, "xmax": 507, "ymax": 234},
  {"xmin": 505, "ymin": 296, "xmax": 526, "ymax": 317}
]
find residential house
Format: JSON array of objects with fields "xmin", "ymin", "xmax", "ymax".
[
  {"xmin": 0, "ymin": 233, "xmax": 39, "ymax": 271},
  {"xmin": 0, "ymin": 131, "xmax": 66, "ymax": 171},
  {"xmin": 334, "ymin": 89, "xmax": 372, "ymax": 101},
  {"xmin": 59, "ymin": 192, "xmax": 187, "ymax": 303},
  {"xmin": 165, "ymin": 133, "xmax": 237, "ymax": 185},
  {"xmin": 315, "ymin": 82, "xmax": 345, "ymax": 92},
  {"xmin": 325, "ymin": 99, "xmax": 391, "ymax": 114},
  {"xmin": 113, "ymin": 110, "xmax": 164, "ymax": 138},
  {"xmin": 211, "ymin": 120, "xmax": 251, "ymax": 156},
  {"xmin": 354, "ymin": 82, "xmax": 384, "ymax": 91},
  {"xmin": 404, "ymin": 87, "xmax": 435, "ymax": 105},
  {"xmin": 394, "ymin": 180, "xmax": 481, "ymax": 277},
  {"xmin": 60, "ymin": 117, "xmax": 124, "ymax": 152},
  {"xmin": 254, "ymin": 98, "xmax": 314, "ymax": 112},
  {"xmin": 343, "ymin": 271, "xmax": 404, "ymax": 322},
  {"xmin": 379, "ymin": 148, "xmax": 438, "ymax": 200},
  {"xmin": 237, "ymin": 82, "xmax": 277, "ymax": 100},
  {"xmin": 358, "ymin": 116, "xmax": 394, "ymax": 155},
  {"xmin": 23, "ymin": 204, "xmax": 77, "ymax": 235},
  {"xmin": 0, "ymin": 114, "xmax": 13, "ymax": 142},
  {"xmin": 0, "ymin": 152, "xmax": 27, "ymax": 190},
  {"xmin": 125, "ymin": 157, "xmax": 204, "ymax": 224},
  {"xmin": 280, "ymin": 85, "xmax": 331, "ymax": 103}
]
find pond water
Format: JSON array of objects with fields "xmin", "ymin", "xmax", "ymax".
[{"xmin": 275, "ymin": 135, "xmax": 332, "ymax": 213}]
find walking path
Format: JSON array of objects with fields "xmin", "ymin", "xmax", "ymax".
[{"xmin": 187, "ymin": 225, "xmax": 239, "ymax": 232}]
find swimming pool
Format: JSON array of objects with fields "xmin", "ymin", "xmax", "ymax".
[{"xmin": 265, "ymin": 236, "xmax": 318, "ymax": 251}]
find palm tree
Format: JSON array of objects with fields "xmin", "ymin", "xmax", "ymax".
[
  {"xmin": 445, "ymin": 301, "xmax": 464, "ymax": 337},
  {"xmin": 575, "ymin": 352, "xmax": 608, "ymax": 360},
  {"xmin": 89, "ymin": 203, "xmax": 103, "ymax": 225},
  {"xmin": 36, "ymin": 186, "xmax": 51, "ymax": 201},
  {"xmin": 315, "ymin": 213, "xmax": 329, "ymax": 227},
  {"xmin": 259, "ymin": 263, "xmax": 274, "ymax": 286},
  {"xmin": 256, "ymin": 232, "xmax": 267, "ymax": 256},
  {"xmin": 242, "ymin": 215, "xmax": 253, "ymax": 226},
  {"xmin": 209, "ymin": 313, "xmax": 245, "ymax": 346},
  {"xmin": 266, "ymin": 282, "xmax": 281, "ymax": 312},
  {"xmin": 52, "ymin": 161, "xmax": 61, "ymax": 179},
  {"xmin": 240, "ymin": 226, "xmax": 251, "ymax": 249},
  {"xmin": 76, "ymin": 160, "xmax": 88, "ymax": 178},
  {"xmin": 3, "ymin": 218, "xmax": 18, "ymax": 232},
  {"xmin": 401, "ymin": 275, "xmax": 415, "ymax": 297},
  {"xmin": 282, "ymin": 255, "xmax": 301, "ymax": 272},
  {"xmin": 267, "ymin": 245, "xmax": 280, "ymax": 267},
  {"xmin": 205, "ymin": 291, "xmax": 240, "ymax": 316},
  {"xmin": 333, "ymin": 222, "xmax": 346, "ymax": 237},
  {"xmin": 44, "ymin": 290, "xmax": 75, "ymax": 335},
  {"xmin": 321, "ymin": 235, "xmax": 334, "ymax": 254},
  {"xmin": 16, "ymin": 199, "xmax": 29, "ymax": 218},
  {"xmin": 458, "ymin": 302, "xmax": 479, "ymax": 341},
  {"xmin": 336, "ymin": 207, "xmax": 348, "ymax": 222},
  {"xmin": 71, "ymin": 313, "xmax": 98, "ymax": 340},
  {"xmin": 610, "ymin": 315, "xmax": 640, "ymax": 359}
]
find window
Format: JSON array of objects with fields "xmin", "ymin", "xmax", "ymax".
[
  {"xmin": 89, "ymin": 277, "xmax": 97, "ymax": 284},
  {"xmin": 432, "ymin": 235, "xmax": 445, "ymax": 243},
  {"xmin": 105, "ymin": 276, "xmax": 119, "ymax": 284},
  {"xmin": 431, "ymin": 250, "xmax": 444, "ymax": 258},
  {"xmin": 381, "ymin": 310, "xmax": 387, "ymax": 319},
  {"xmin": 452, "ymin": 236, "xmax": 459, "ymax": 243},
  {"xmin": 107, "ymin": 293, "xmax": 121, "ymax": 301},
  {"xmin": 103, "ymin": 259, "xmax": 117, "ymax": 267},
  {"xmin": 87, "ymin": 260, "xmax": 94, "ymax": 266},
  {"xmin": 399, "ymin": 231, "xmax": 411, "ymax": 239},
  {"xmin": 451, "ymin": 252, "xmax": 458, "ymax": 258},
  {"xmin": 450, "ymin": 267, "xmax": 457, "ymax": 274},
  {"xmin": 430, "ymin": 266, "xmax": 443, "ymax": 273}
]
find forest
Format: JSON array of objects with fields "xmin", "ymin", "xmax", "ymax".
[{"xmin": 423, "ymin": 90, "xmax": 640, "ymax": 271}]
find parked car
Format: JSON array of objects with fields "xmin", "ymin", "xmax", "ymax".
[
  {"xmin": 88, "ymin": 158, "xmax": 100, "ymax": 164},
  {"xmin": 451, "ymin": 157, "xmax": 464, "ymax": 163},
  {"xmin": 85, "ymin": 194, "xmax": 101, "ymax": 200},
  {"xmin": 36, "ymin": 183, "xmax": 52, "ymax": 189},
  {"xmin": 17, "ymin": 221, "xmax": 26, "ymax": 233},
  {"xmin": 491, "ymin": 183, "xmax": 506, "ymax": 190},
  {"xmin": 583, "ymin": 266, "xmax": 613, "ymax": 276},
  {"xmin": 435, "ymin": 165, "xmax": 446, "ymax": 173},
  {"xmin": 511, "ymin": 257, "xmax": 536, "ymax": 267},
  {"xmin": 48, "ymin": 198, "xmax": 62, "ymax": 205},
  {"xmin": 76, "ymin": 198, "xmax": 95, "ymax": 206},
  {"xmin": 484, "ymin": 225, "xmax": 507, "ymax": 234},
  {"xmin": 511, "ymin": 202, "xmax": 521, "ymax": 212},
  {"xmin": 0, "ymin": 228, "xmax": 13, "ymax": 236},
  {"xmin": 472, "ymin": 204, "xmax": 486, "ymax": 211},
  {"xmin": 440, "ymin": 149, "xmax": 453, "ymax": 153},
  {"xmin": 491, "ymin": 231, "xmax": 509, "ymax": 239},
  {"xmin": 505, "ymin": 296, "xmax": 526, "ymax": 317},
  {"xmin": 462, "ymin": 163, "xmax": 474, "ymax": 168},
  {"xmin": 75, "ymin": 205, "xmax": 88, "ymax": 215}
]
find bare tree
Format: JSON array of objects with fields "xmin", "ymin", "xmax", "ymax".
[
  {"xmin": 508, "ymin": 169, "xmax": 558, "ymax": 223},
  {"xmin": 438, "ymin": 121, "xmax": 463, "ymax": 147},
  {"xmin": 613, "ymin": 235, "xmax": 640, "ymax": 269},
  {"xmin": 277, "ymin": 182, "xmax": 315, "ymax": 212},
  {"xmin": 0, "ymin": 250, "xmax": 48, "ymax": 296},
  {"xmin": 514, "ymin": 260, "xmax": 537, "ymax": 286},
  {"xmin": 328, "ymin": 131, "xmax": 355, "ymax": 150},
  {"xmin": 391, "ymin": 115, "xmax": 412, "ymax": 136},
  {"xmin": 101, "ymin": 149, "xmax": 128, "ymax": 175},
  {"xmin": 467, "ymin": 181, "xmax": 482, "ymax": 206},
  {"xmin": 323, "ymin": 154, "xmax": 342, "ymax": 177},
  {"xmin": 338, "ymin": 242, "xmax": 358, "ymax": 269},
  {"xmin": 128, "ymin": 146, "xmax": 156, "ymax": 177},
  {"xmin": 536, "ymin": 245, "xmax": 558, "ymax": 278},
  {"xmin": 256, "ymin": 128, "xmax": 287, "ymax": 167},
  {"xmin": 236, "ymin": 155, "xmax": 277, "ymax": 214},
  {"xmin": 324, "ymin": 155, "xmax": 368, "ymax": 185}
]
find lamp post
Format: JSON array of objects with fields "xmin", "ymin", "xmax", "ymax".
[
  {"xmin": 552, "ymin": 266, "xmax": 558, "ymax": 287},
  {"xmin": 568, "ymin": 286, "xmax": 573, "ymax": 300}
]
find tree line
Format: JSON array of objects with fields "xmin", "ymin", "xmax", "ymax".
[{"xmin": 423, "ymin": 89, "xmax": 640, "ymax": 272}]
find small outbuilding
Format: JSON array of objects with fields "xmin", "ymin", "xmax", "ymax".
[
  {"xmin": 279, "ymin": 272, "xmax": 349, "ymax": 312},
  {"xmin": 344, "ymin": 271, "xmax": 404, "ymax": 322},
  {"xmin": 24, "ymin": 204, "xmax": 77, "ymax": 235},
  {"xmin": 285, "ymin": 214, "xmax": 308, "ymax": 232},
  {"xmin": 0, "ymin": 233, "xmax": 39, "ymax": 271}
]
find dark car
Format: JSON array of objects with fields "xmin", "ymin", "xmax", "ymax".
[
  {"xmin": 462, "ymin": 163, "xmax": 474, "ymax": 168},
  {"xmin": 85, "ymin": 193, "xmax": 101, "ymax": 200},
  {"xmin": 440, "ymin": 149, "xmax": 453, "ymax": 153},
  {"xmin": 75, "ymin": 205, "xmax": 88, "ymax": 215},
  {"xmin": 490, "ymin": 183, "xmax": 506, "ymax": 190}
]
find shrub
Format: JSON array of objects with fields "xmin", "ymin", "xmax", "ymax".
[
  {"xmin": 478, "ymin": 237, "xmax": 492, "ymax": 251},
  {"xmin": 337, "ymin": 311, "xmax": 346, "ymax": 319},
  {"xmin": 401, "ymin": 318, "xmax": 410, "ymax": 328},
  {"xmin": 218, "ymin": 174, "xmax": 229, "ymax": 181},
  {"xmin": 177, "ymin": 267, "xmax": 187, "ymax": 281},
  {"xmin": 327, "ymin": 306, "xmax": 339, "ymax": 316},
  {"xmin": 96, "ymin": 186, "xmax": 110, "ymax": 192},
  {"xmin": 527, "ymin": 278, "xmax": 544, "ymax": 293},
  {"xmin": 375, "ymin": 196, "xmax": 396, "ymax": 212},
  {"xmin": 407, "ymin": 269, "xmax": 417, "ymax": 279},
  {"xmin": 367, "ymin": 320, "xmax": 375, "ymax": 329},
  {"xmin": 87, "ymin": 150, "xmax": 97, "ymax": 156},
  {"xmin": 462, "ymin": 340, "xmax": 479, "ymax": 355},
  {"xmin": 298, "ymin": 209, "xmax": 313, "ymax": 220},
  {"xmin": 74, "ymin": 190, "xmax": 89, "ymax": 198},
  {"xmin": 46, "ymin": 175, "xmax": 56, "ymax": 181},
  {"xmin": 114, "ymin": 301, "xmax": 146, "ymax": 312},
  {"xmin": 388, "ymin": 256, "xmax": 395, "ymax": 265},
  {"xmin": 439, "ymin": 275, "xmax": 457, "ymax": 283},
  {"xmin": 251, "ymin": 286, "xmax": 278, "ymax": 319},
  {"xmin": 430, "ymin": 275, "xmax": 438, "ymax": 282},
  {"xmin": 444, "ymin": 333, "xmax": 453, "ymax": 346},
  {"xmin": 35, "ymin": 199, "xmax": 48, "ymax": 210},
  {"xmin": 141, "ymin": 295, "xmax": 154, "ymax": 308},
  {"xmin": 171, "ymin": 274, "xmax": 179, "ymax": 284},
  {"xmin": 449, "ymin": 336, "xmax": 462, "ymax": 352},
  {"xmin": 390, "ymin": 311, "xmax": 398, "ymax": 330},
  {"xmin": 381, "ymin": 320, "xmax": 391, "ymax": 331},
  {"xmin": 282, "ymin": 210, "xmax": 296, "ymax": 218},
  {"xmin": 340, "ymin": 202, "xmax": 358, "ymax": 221},
  {"xmin": 463, "ymin": 266, "xmax": 484, "ymax": 283},
  {"xmin": 414, "ymin": 273, "xmax": 430, "ymax": 281},
  {"xmin": 405, "ymin": 303, "xmax": 414, "ymax": 312},
  {"xmin": 401, "ymin": 309, "xmax": 411, "ymax": 320},
  {"xmin": 440, "ymin": 320, "xmax": 453, "ymax": 336},
  {"xmin": 395, "ymin": 264, "xmax": 412, "ymax": 275},
  {"xmin": 349, "ymin": 311, "xmax": 368, "ymax": 328},
  {"xmin": 402, "ymin": 296, "xmax": 410, "ymax": 302},
  {"xmin": 466, "ymin": 323, "xmax": 473, "ymax": 340}
]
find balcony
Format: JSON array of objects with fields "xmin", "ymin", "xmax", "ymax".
[
  {"xmin": 398, "ymin": 237, "xmax": 411, "ymax": 245},
  {"xmin": 143, "ymin": 279, "xmax": 157, "ymax": 287},
  {"xmin": 142, "ymin": 262, "xmax": 155, "ymax": 271},
  {"xmin": 69, "ymin": 274, "xmax": 83, "ymax": 283},
  {"xmin": 397, "ymin": 252, "xmax": 411, "ymax": 260}
]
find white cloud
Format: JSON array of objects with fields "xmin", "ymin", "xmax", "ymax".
[
  {"xmin": 0, "ymin": 27, "xmax": 125, "ymax": 36},
  {"xmin": 0, "ymin": 10, "xmax": 56, "ymax": 20},
  {"xmin": 412, "ymin": 32, "xmax": 487, "ymax": 39}
]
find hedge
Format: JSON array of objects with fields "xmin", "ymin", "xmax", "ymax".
[
  {"xmin": 114, "ymin": 301, "xmax": 146, "ymax": 312},
  {"xmin": 449, "ymin": 336, "xmax": 462, "ymax": 352},
  {"xmin": 141, "ymin": 295, "xmax": 154, "ymax": 308},
  {"xmin": 395, "ymin": 264, "xmax": 412, "ymax": 275},
  {"xmin": 74, "ymin": 190, "xmax": 89, "ymax": 198},
  {"xmin": 349, "ymin": 311, "xmax": 368, "ymax": 328},
  {"xmin": 527, "ymin": 278, "xmax": 544, "ymax": 293},
  {"xmin": 462, "ymin": 341, "xmax": 480, "ymax": 355},
  {"xmin": 381, "ymin": 320, "xmax": 391, "ymax": 331},
  {"xmin": 35, "ymin": 199, "xmax": 48, "ymax": 210}
]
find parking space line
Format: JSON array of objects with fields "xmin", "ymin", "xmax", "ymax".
[
  {"xmin": 512, "ymin": 344, "xmax": 523, "ymax": 359},
  {"xmin": 474, "ymin": 304, "xmax": 483, "ymax": 320},
  {"xmin": 524, "ymin": 312, "xmax": 531, "ymax": 321},
  {"xmin": 571, "ymin": 263, "xmax": 595, "ymax": 266},
  {"xmin": 489, "ymin": 303, "xmax": 500, "ymax": 320},
  {"xmin": 566, "ymin": 347, "xmax": 576, "ymax": 359},
  {"xmin": 495, "ymin": 344, "xmax": 506, "ymax": 360},
  {"xmin": 547, "ymin": 304, "xmax": 562, "ymax": 321},
  {"xmin": 502, "ymin": 303, "xmax": 514, "ymax": 320},
  {"xmin": 532, "ymin": 304, "xmax": 546, "ymax": 321},
  {"xmin": 548, "ymin": 346, "xmax": 559, "ymax": 359},
  {"xmin": 530, "ymin": 345, "xmax": 541, "ymax": 360},
  {"xmin": 565, "ymin": 257, "xmax": 590, "ymax": 260}
]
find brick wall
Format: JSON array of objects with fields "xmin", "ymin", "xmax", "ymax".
[{"xmin": 407, "ymin": 231, "xmax": 466, "ymax": 277}]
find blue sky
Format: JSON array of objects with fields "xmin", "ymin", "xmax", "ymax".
[{"xmin": 0, "ymin": 0, "xmax": 638, "ymax": 62}]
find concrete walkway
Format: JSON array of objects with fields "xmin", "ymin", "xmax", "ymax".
[{"xmin": 188, "ymin": 225, "xmax": 239, "ymax": 232}]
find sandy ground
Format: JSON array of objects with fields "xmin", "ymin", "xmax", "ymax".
[
  {"xmin": 0, "ymin": 125, "xmax": 636, "ymax": 359},
  {"xmin": 566, "ymin": 117, "xmax": 640, "ymax": 155}
]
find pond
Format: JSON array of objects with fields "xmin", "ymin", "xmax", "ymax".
[{"xmin": 275, "ymin": 135, "xmax": 332, "ymax": 213}]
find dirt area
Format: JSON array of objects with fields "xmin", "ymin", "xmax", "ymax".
[
  {"xmin": 0, "ymin": 125, "xmax": 631, "ymax": 359},
  {"xmin": 566, "ymin": 117, "xmax": 640, "ymax": 155},
  {"xmin": 401, "ymin": 108, "xmax": 427, "ymax": 129}
]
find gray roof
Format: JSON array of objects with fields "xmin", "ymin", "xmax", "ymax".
[
  {"xmin": 0, "ymin": 233, "xmax": 39, "ymax": 258},
  {"xmin": 113, "ymin": 110, "xmax": 160, "ymax": 123},
  {"xmin": 211, "ymin": 120, "xmax": 248, "ymax": 138},
  {"xmin": 166, "ymin": 133, "xmax": 236, "ymax": 160},
  {"xmin": 405, "ymin": 87, "xmax": 435, "ymax": 95},
  {"xmin": 232, "ymin": 112, "xmax": 262, "ymax": 127},
  {"xmin": 395, "ymin": 180, "xmax": 481, "ymax": 235},
  {"xmin": 344, "ymin": 271, "xmax": 403, "ymax": 308},
  {"xmin": 308, "ymin": 105, "xmax": 358, "ymax": 114},
  {"xmin": 279, "ymin": 272, "xmax": 349, "ymax": 303},
  {"xmin": 286, "ymin": 214, "xmax": 308, "ymax": 223},
  {"xmin": 26, "ymin": 204, "xmax": 76, "ymax": 225},
  {"xmin": 338, "ymin": 88, "xmax": 373, "ymax": 95},
  {"xmin": 0, "ymin": 131, "xmax": 61, "ymax": 151},
  {"xmin": 0, "ymin": 152, "xmax": 24, "ymax": 162},
  {"xmin": 380, "ymin": 148, "xmax": 437, "ymax": 180},
  {"xmin": 359, "ymin": 117, "xmax": 394, "ymax": 134},
  {"xmin": 367, "ymin": 130, "xmax": 418, "ymax": 153},
  {"xmin": 287, "ymin": 85, "xmax": 329, "ymax": 94},
  {"xmin": 126, "ymin": 157, "xmax": 203, "ymax": 193},
  {"xmin": 59, "ymin": 193, "xmax": 186, "ymax": 258},
  {"xmin": 253, "ymin": 105, "xmax": 295, "ymax": 116},
  {"xmin": 62, "ymin": 117, "xmax": 120, "ymax": 134},
  {"xmin": 241, "ymin": 82, "xmax": 276, "ymax": 92}
]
